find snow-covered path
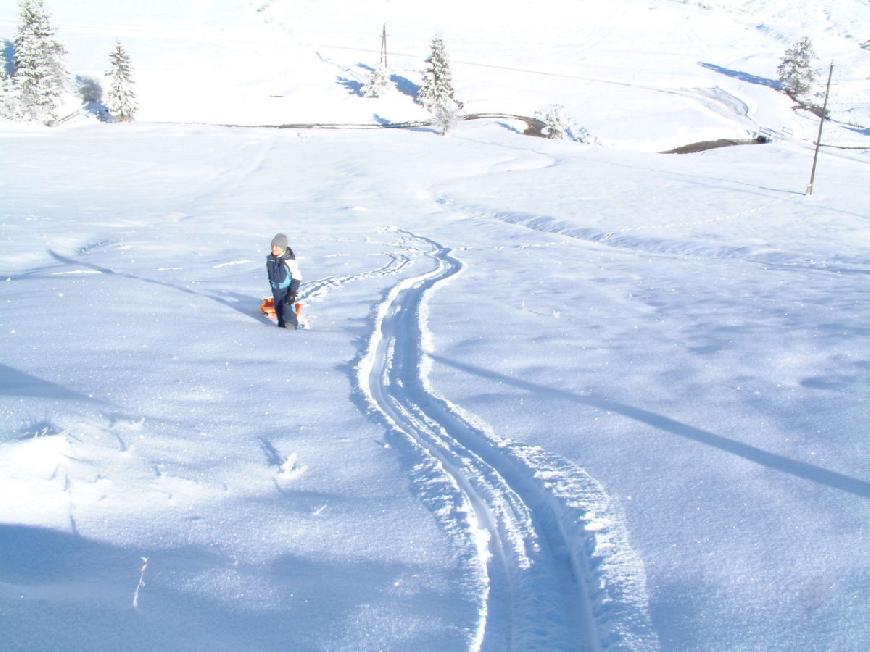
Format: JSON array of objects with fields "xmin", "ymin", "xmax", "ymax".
[{"xmin": 357, "ymin": 232, "xmax": 656, "ymax": 650}]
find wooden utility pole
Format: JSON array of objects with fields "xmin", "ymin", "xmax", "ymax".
[
  {"xmin": 380, "ymin": 24, "xmax": 388, "ymax": 69},
  {"xmin": 806, "ymin": 61, "xmax": 834, "ymax": 196}
]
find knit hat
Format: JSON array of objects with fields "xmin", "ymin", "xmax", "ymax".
[{"xmin": 271, "ymin": 233, "xmax": 288, "ymax": 250}]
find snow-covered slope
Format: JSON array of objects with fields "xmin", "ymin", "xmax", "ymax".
[
  {"xmin": 1, "ymin": 1, "xmax": 868, "ymax": 651},
  {"xmin": 1, "ymin": 0, "xmax": 867, "ymax": 147}
]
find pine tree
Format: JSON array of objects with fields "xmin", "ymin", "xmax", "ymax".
[
  {"xmin": 417, "ymin": 35, "xmax": 462, "ymax": 109},
  {"xmin": 417, "ymin": 35, "xmax": 463, "ymax": 134},
  {"xmin": 106, "ymin": 41, "xmax": 137, "ymax": 122},
  {"xmin": 362, "ymin": 65, "xmax": 391, "ymax": 98},
  {"xmin": 777, "ymin": 37, "xmax": 817, "ymax": 99},
  {"xmin": 14, "ymin": 0, "xmax": 68, "ymax": 124}
]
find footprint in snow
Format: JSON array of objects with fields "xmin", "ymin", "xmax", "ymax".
[{"xmin": 213, "ymin": 259, "xmax": 253, "ymax": 269}]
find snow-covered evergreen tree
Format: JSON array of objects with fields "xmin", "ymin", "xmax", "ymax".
[
  {"xmin": 417, "ymin": 35, "xmax": 463, "ymax": 134},
  {"xmin": 539, "ymin": 104, "xmax": 568, "ymax": 139},
  {"xmin": 0, "ymin": 49, "xmax": 22, "ymax": 120},
  {"xmin": 106, "ymin": 41, "xmax": 137, "ymax": 122},
  {"xmin": 361, "ymin": 65, "xmax": 391, "ymax": 98},
  {"xmin": 14, "ymin": 0, "xmax": 68, "ymax": 124},
  {"xmin": 417, "ymin": 35, "xmax": 462, "ymax": 110},
  {"xmin": 777, "ymin": 37, "xmax": 817, "ymax": 99}
]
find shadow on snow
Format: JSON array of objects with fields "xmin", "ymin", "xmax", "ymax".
[
  {"xmin": 46, "ymin": 249, "xmax": 272, "ymax": 326},
  {"xmin": 699, "ymin": 62, "xmax": 782, "ymax": 91},
  {"xmin": 0, "ymin": 362, "xmax": 101, "ymax": 403},
  {"xmin": 0, "ymin": 523, "xmax": 462, "ymax": 650},
  {"xmin": 431, "ymin": 354, "xmax": 870, "ymax": 500}
]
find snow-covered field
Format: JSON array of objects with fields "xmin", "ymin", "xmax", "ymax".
[{"xmin": 1, "ymin": 1, "xmax": 869, "ymax": 651}]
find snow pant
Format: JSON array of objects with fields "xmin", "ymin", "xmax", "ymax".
[{"xmin": 272, "ymin": 287, "xmax": 298, "ymax": 329}]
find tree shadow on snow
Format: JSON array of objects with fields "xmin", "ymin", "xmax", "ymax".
[
  {"xmin": 0, "ymin": 523, "xmax": 468, "ymax": 651},
  {"xmin": 76, "ymin": 75, "xmax": 109, "ymax": 121},
  {"xmin": 0, "ymin": 362, "xmax": 102, "ymax": 403},
  {"xmin": 337, "ymin": 62, "xmax": 374, "ymax": 97},
  {"xmin": 390, "ymin": 73, "xmax": 420, "ymax": 99},
  {"xmin": 496, "ymin": 120, "xmax": 525, "ymax": 135},
  {"xmin": 0, "ymin": 523, "xmax": 133, "ymax": 586},
  {"xmin": 337, "ymin": 75, "xmax": 364, "ymax": 97},
  {"xmin": 430, "ymin": 354, "xmax": 870, "ymax": 499},
  {"xmin": 46, "ymin": 250, "xmax": 273, "ymax": 326},
  {"xmin": 336, "ymin": 62, "xmax": 420, "ymax": 100},
  {"xmin": 845, "ymin": 124, "xmax": 870, "ymax": 137},
  {"xmin": 699, "ymin": 62, "xmax": 782, "ymax": 91}
]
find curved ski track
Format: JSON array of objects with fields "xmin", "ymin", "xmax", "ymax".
[{"xmin": 356, "ymin": 232, "xmax": 658, "ymax": 651}]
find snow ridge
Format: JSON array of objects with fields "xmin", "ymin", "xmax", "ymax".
[
  {"xmin": 356, "ymin": 230, "xmax": 658, "ymax": 650},
  {"xmin": 441, "ymin": 197, "xmax": 870, "ymax": 276}
]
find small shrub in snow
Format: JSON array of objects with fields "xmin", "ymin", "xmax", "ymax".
[
  {"xmin": 106, "ymin": 41, "xmax": 137, "ymax": 122},
  {"xmin": 777, "ymin": 36, "xmax": 817, "ymax": 100},
  {"xmin": 537, "ymin": 104, "xmax": 596, "ymax": 143},
  {"xmin": 538, "ymin": 104, "xmax": 569, "ymax": 139},
  {"xmin": 430, "ymin": 100, "xmax": 462, "ymax": 135},
  {"xmin": 14, "ymin": 0, "xmax": 69, "ymax": 124},
  {"xmin": 567, "ymin": 125, "xmax": 595, "ymax": 144},
  {"xmin": 361, "ymin": 65, "xmax": 391, "ymax": 98},
  {"xmin": 132, "ymin": 556, "xmax": 149, "ymax": 608},
  {"xmin": 278, "ymin": 453, "xmax": 307, "ymax": 481}
]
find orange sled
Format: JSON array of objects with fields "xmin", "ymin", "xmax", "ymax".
[{"xmin": 261, "ymin": 297, "xmax": 303, "ymax": 320}]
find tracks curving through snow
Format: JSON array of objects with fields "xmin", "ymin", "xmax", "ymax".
[
  {"xmin": 298, "ymin": 250, "xmax": 413, "ymax": 306},
  {"xmin": 356, "ymin": 232, "xmax": 658, "ymax": 651}
]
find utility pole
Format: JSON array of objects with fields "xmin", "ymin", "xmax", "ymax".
[
  {"xmin": 806, "ymin": 61, "xmax": 834, "ymax": 196},
  {"xmin": 380, "ymin": 24, "xmax": 388, "ymax": 69}
]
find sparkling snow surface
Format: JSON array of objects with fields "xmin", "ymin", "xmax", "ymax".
[{"xmin": 1, "ymin": 1, "xmax": 868, "ymax": 651}]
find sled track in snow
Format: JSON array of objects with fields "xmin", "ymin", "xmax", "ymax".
[
  {"xmin": 298, "ymin": 250, "xmax": 414, "ymax": 306},
  {"xmin": 356, "ymin": 232, "xmax": 658, "ymax": 651},
  {"xmin": 291, "ymin": 227, "xmax": 432, "ymax": 313}
]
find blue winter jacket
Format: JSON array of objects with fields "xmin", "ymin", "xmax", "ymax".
[{"xmin": 267, "ymin": 249, "xmax": 302, "ymax": 295}]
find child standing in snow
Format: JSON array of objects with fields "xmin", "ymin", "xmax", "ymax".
[{"xmin": 266, "ymin": 233, "xmax": 302, "ymax": 329}]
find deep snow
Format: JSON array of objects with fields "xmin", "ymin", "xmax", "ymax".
[{"xmin": 1, "ymin": 0, "xmax": 869, "ymax": 650}]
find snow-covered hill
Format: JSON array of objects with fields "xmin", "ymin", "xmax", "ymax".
[
  {"xmin": 1, "ymin": 0, "xmax": 868, "ymax": 148},
  {"xmin": 1, "ymin": 1, "xmax": 868, "ymax": 651}
]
